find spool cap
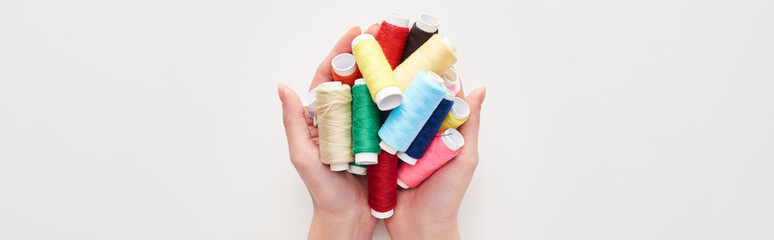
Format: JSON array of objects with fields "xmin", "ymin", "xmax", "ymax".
[
  {"xmin": 441, "ymin": 36, "xmax": 457, "ymax": 53},
  {"xmin": 397, "ymin": 179, "xmax": 409, "ymax": 189},
  {"xmin": 355, "ymin": 153, "xmax": 378, "ymax": 165},
  {"xmin": 415, "ymin": 14, "xmax": 440, "ymax": 33},
  {"xmin": 332, "ymin": 53, "xmax": 357, "ymax": 77},
  {"xmin": 374, "ymin": 86, "xmax": 402, "ymax": 110},
  {"xmin": 354, "ymin": 78, "xmax": 366, "ymax": 85},
  {"xmin": 396, "ymin": 151, "xmax": 417, "ymax": 165},
  {"xmin": 379, "ymin": 140, "xmax": 398, "ymax": 155},
  {"xmin": 442, "ymin": 68, "xmax": 459, "ymax": 87},
  {"xmin": 442, "ymin": 128, "xmax": 465, "ymax": 151},
  {"xmin": 349, "ymin": 164, "xmax": 367, "ymax": 175},
  {"xmin": 330, "ymin": 163, "xmax": 349, "ymax": 171},
  {"xmin": 450, "ymin": 97, "xmax": 470, "ymax": 119},
  {"xmin": 351, "ymin": 34, "xmax": 375, "ymax": 48},
  {"xmin": 386, "ymin": 12, "xmax": 410, "ymax": 27},
  {"xmin": 371, "ymin": 209, "xmax": 394, "ymax": 219}
]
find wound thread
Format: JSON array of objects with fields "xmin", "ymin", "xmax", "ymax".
[
  {"xmin": 379, "ymin": 71, "xmax": 447, "ymax": 154},
  {"xmin": 397, "ymin": 92, "xmax": 454, "ymax": 164},
  {"xmin": 375, "ymin": 13, "xmax": 410, "ymax": 69},
  {"xmin": 316, "ymin": 82, "xmax": 354, "ymax": 171},
  {"xmin": 397, "ymin": 129, "xmax": 465, "ymax": 189},
  {"xmin": 352, "ymin": 34, "xmax": 403, "ymax": 111},
  {"xmin": 401, "ymin": 14, "xmax": 440, "ymax": 61},
  {"xmin": 351, "ymin": 79, "xmax": 381, "ymax": 165},
  {"xmin": 369, "ymin": 150, "xmax": 397, "ymax": 218},
  {"xmin": 438, "ymin": 97, "xmax": 470, "ymax": 132},
  {"xmin": 393, "ymin": 35, "xmax": 457, "ymax": 91}
]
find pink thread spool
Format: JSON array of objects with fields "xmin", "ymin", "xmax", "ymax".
[
  {"xmin": 443, "ymin": 68, "xmax": 460, "ymax": 95},
  {"xmin": 396, "ymin": 128, "xmax": 465, "ymax": 189}
]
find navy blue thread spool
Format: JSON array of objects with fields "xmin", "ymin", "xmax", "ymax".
[{"xmin": 396, "ymin": 90, "xmax": 455, "ymax": 164}]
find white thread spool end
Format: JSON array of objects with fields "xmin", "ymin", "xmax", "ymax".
[
  {"xmin": 450, "ymin": 97, "xmax": 470, "ymax": 119},
  {"xmin": 416, "ymin": 14, "xmax": 440, "ymax": 33},
  {"xmin": 354, "ymin": 78, "xmax": 366, "ymax": 85},
  {"xmin": 379, "ymin": 140, "xmax": 398, "ymax": 155},
  {"xmin": 374, "ymin": 86, "xmax": 402, "ymax": 111},
  {"xmin": 351, "ymin": 34, "xmax": 374, "ymax": 49},
  {"xmin": 332, "ymin": 53, "xmax": 357, "ymax": 77},
  {"xmin": 371, "ymin": 209, "xmax": 394, "ymax": 219},
  {"xmin": 426, "ymin": 71, "xmax": 445, "ymax": 87},
  {"xmin": 396, "ymin": 151, "xmax": 417, "ymax": 165},
  {"xmin": 441, "ymin": 36, "xmax": 457, "ymax": 53},
  {"xmin": 444, "ymin": 89, "xmax": 455, "ymax": 100},
  {"xmin": 321, "ymin": 81, "xmax": 342, "ymax": 87},
  {"xmin": 397, "ymin": 179, "xmax": 409, "ymax": 189},
  {"xmin": 442, "ymin": 68, "xmax": 459, "ymax": 88},
  {"xmin": 302, "ymin": 87, "xmax": 317, "ymax": 122},
  {"xmin": 349, "ymin": 164, "xmax": 367, "ymax": 175},
  {"xmin": 355, "ymin": 153, "xmax": 378, "ymax": 165},
  {"xmin": 386, "ymin": 12, "xmax": 410, "ymax": 28},
  {"xmin": 330, "ymin": 163, "xmax": 349, "ymax": 171},
  {"xmin": 442, "ymin": 128, "xmax": 465, "ymax": 151}
]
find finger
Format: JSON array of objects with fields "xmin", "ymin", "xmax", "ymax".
[
  {"xmin": 309, "ymin": 26, "xmax": 363, "ymax": 91},
  {"xmin": 364, "ymin": 23, "xmax": 381, "ymax": 36},
  {"xmin": 278, "ymin": 84, "xmax": 318, "ymax": 165},
  {"xmin": 415, "ymin": 87, "xmax": 485, "ymax": 199}
]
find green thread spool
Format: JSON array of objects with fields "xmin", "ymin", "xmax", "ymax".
[{"xmin": 351, "ymin": 78, "xmax": 381, "ymax": 165}]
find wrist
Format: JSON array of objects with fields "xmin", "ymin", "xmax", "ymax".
[
  {"xmin": 308, "ymin": 208, "xmax": 375, "ymax": 240},
  {"xmin": 386, "ymin": 216, "xmax": 460, "ymax": 240}
]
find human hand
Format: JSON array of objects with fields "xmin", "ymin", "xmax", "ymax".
[
  {"xmin": 278, "ymin": 25, "xmax": 382, "ymax": 240},
  {"xmin": 384, "ymin": 83, "xmax": 486, "ymax": 239}
]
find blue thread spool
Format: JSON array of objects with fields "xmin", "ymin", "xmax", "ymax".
[
  {"xmin": 396, "ymin": 90, "xmax": 455, "ymax": 164},
  {"xmin": 378, "ymin": 71, "xmax": 447, "ymax": 154}
]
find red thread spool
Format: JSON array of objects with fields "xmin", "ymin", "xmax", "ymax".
[
  {"xmin": 375, "ymin": 12, "xmax": 410, "ymax": 69},
  {"xmin": 331, "ymin": 53, "xmax": 361, "ymax": 86},
  {"xmin": 397, "ymin": 128, "xmax": 465, "ymax": 189},
  {"xmin": 369, "ymin": 150, "xmax": 398, "ymax": 218}
]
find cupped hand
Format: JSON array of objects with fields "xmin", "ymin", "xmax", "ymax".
[
  {"xmin": 278, "ymin": 24, "xmax": 382, "ymax": 240},
  {"xmin": 384, "ymin": 82, "xmax": 486, "ymax": 240}
]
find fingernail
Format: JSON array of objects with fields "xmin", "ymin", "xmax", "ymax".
[{"xmin": 278, "ymin": 84, "xmax": 285, "ymax": 103}]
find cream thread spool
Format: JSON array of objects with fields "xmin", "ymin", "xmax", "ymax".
[
  {"xmin": 316, "ymin": 81, "xmax": 354, "ymax": 171},
  {"xmin": 351, "ymin": 34, "xmax": 403, "ymax": 111}
]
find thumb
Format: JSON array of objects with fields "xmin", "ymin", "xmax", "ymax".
[
  {"xmin": 278, "ymin": 84, "xmax": 316, "ymax": 158},
  {"xmin": 456, "ymin": 87, "xmax": 486, "ymax": 161}
]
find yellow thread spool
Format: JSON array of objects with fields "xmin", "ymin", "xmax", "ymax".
[
  {"xmin": 316, "ymin": 81, "xmax": 354, "ymax": 171},
  {"xmin": 393, "ymin": 35, "xmax": 458, "ymax": 91},
  {"xmin": 438, "ymin": 97, "xmax": 469, "ymax": 132},
  {"xmin": 351, "ymin": 34, "xmax": 403, "ymax": 111}
]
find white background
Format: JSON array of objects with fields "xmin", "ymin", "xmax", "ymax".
[{"xmin": 1, "ymin": 0, "xmax": 773, "ymax": 239}]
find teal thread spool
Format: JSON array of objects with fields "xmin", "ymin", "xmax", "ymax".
[{"xmin": 351, "ymin": 78, "xmax": 381, "ymax": 165}]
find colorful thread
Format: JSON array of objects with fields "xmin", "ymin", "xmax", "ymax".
[
  {"xmin": 351, "ymin": 79, "xmax": 381, "ymax": 165},
  {"xmin": 438, "ymin": 97, "xmax": 469, "ymax": 132},
  {"xmin": 397, "ymin": 128, "xmax": 465, "ymax": 189},
  {"xmin": 351, "ymin": 34, "xmax": 403, "ymax": 111},
  {"xmin": 379, "ymin": 71, "xmax": 447, "ymax": 154},
  {"xmin": 331, "ymin": 53, "xmax": 361, "ymax": 86},
  {"xmin": 375, "ymin": 12, "xmax": 410, "ymax": 69},
  {"xmin": 401, "ymin": 14, "xmax": 440, "ymax": 61},
  {"xmin": 442, "ymin": 67, "xmax": 461, "ymax": 95},
  {"xmin": 393, "ymin": 35, "xmax": 457, "ymax": 91},
  {"xmin": 397, "ymin": 91, "xmax": 454, "ymax": 164},
  {"xmin": 316, "ymin": 82, "xmax": 354, "ymax": 171},
  {"xmin": 369, "ymin": 150, "xmax": 397, "ymax": 218}
]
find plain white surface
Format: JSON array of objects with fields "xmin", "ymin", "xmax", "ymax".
[{"xmin": 1, "ymin": 0, "xmax": 773, "ymax": 239}]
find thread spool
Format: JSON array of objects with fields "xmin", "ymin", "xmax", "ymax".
[
  {"xmin": 438, "ymin": 97, "xmax": 470, "ymax": 132},
  {"xmin": 316, "ymin": 81, "xmax": 354, "ymax": 171},
  {"xmin": 401, "ymin": 14, "xmax": 440, "ymax": 61},
  {"xmin": 379, "ymin": 71, "xmax": 447, "ymax": 154},
  {"xmin": 375, "ymin": 12, "xmax": 410, "ymax": 69},
  {"xmin": 349, "ymin": 162, "xmax": 367, "ymax": 175},
  {"xmin": 351, "ymin": 34, "xmax": 403, "ymax": 111},
  {"xmin": 397, "ymin": 128, "xmax": 465, "ymax": 189},
  {"xmin": 331, "ymin": 53, "xmax": 361, "ymax": 86},
  {"xmin": 302, "ymin": 87, "xmax": 318, "ymax": 125},
  {"xmin": 351, "ymin": 78, "xmax": 380, "ymax": 165},
  {"xmin": 369, "ymin": 150, "xmax": 397, "ymax": 218},
  {"xmin": 442, "ymin": 68, "xmax": 461, "ymax": 94},
  {"xmin": 393, "ymin": 35, "xmax": 457, "ymax": 91},
  {"xmin": 396, "ymin": 90, "xmax": 455, "ymax": 164}
]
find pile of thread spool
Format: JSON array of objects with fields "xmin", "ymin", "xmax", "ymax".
[{"xmin": 303, "ymin": 12, "xmax": 470, "ymax": 219}]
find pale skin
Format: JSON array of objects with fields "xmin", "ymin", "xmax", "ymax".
[{"xmin": 279, "ymin": 24, "xmax": 486, "ymax": 240}]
